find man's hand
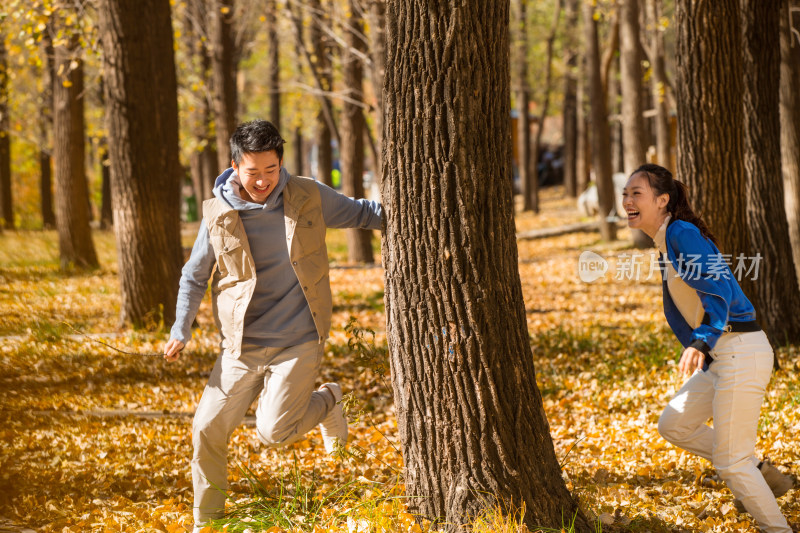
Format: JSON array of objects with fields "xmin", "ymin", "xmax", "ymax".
[
  {"xmin": 678, "ymin": 346, "xmax": 705, "ymax": 376},
  {"xmin": 163, "ymin": 338, "xmax": 185, "ymax": 362}
]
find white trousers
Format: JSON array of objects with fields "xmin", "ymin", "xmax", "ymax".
[
  {"xmin": 658, "ymin": 330, "xmax": 790, "ymax": 533},
  {"xmin": 191, "ymin": 340, "xmax": 331, "ymax": 527}
]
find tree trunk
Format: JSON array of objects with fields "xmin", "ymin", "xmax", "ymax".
[
  {"xmin": 562, "ymin": 0, "xmax": 579, "ymax": 198},
  {"xmin": 368, "ymin": 0, "xmax": 386, "ymax": 189},
  {"xmin": 383, "ymin": 2, "xmax": 591, "ymax": 530},
  {"xmin": 515, "ymin": 0, "xmax": 532, "ymax": 211},
  {"xmin": 211, "ymin": 0, "xmax": 238, "ymax": 170},
  {"xmin": 100, "ymin": 145, "xmax": 113, "ymax": 229},
  {"xmin": 620, "ymin": 0, "xmax": 652, "ymax": 248},
  {"xmin": 0, "ymin": 35, "xmax": 11, "ymax": 230},
  {"xmin": 530, "ymin": 1, "xmax": 561, "ymax": 214},
  {"xmin": 53, "ymin": 35, "xmax": 98, "ymax": 268},
  {"xmin": 99, "ymin": 0, "xmax": 184, "ymax": 326},
  {"xmin": 781, "ymin": 0, "xmax": 800, "ymax": 287},
  {"xmin": 293, "ymin": 129, "xmax": 304, "ymax": 175},
  {"xmin": 341, "ymin": 0, "xmax": 373, "ymax": 263},
  {"xmin": 39, "ymin": 26, "xmax": 56, "ymax": 229},
  {"xmin": 646, "ymin": 0, "xmax": 672, "ymax": 169},
  {"xmin": 584, "ymin": 2, "xmax": 617, "ymax": 241},
  {"xmin": 675, "ymin": 0, "xmax": 748, "ymax": 271},
  {"xmin": 740, "ymin": 0, "xmax": 800, "ymax": 344},
  {"xmin": 267, "ymin": 0, "xmax": 281, "ymax": 130},
  {"xmin": 576, "ymin": 61, "xmax": 591, "ymax": 194},
  {"xmin": 310, "ymin": 0, "xmax": 334, "ymax": 186}
]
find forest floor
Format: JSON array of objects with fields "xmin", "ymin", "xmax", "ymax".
[{"xmin": 1, "ymin": 186, "xmax": 799, "ymax": 532}]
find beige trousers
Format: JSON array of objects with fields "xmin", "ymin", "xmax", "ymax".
[
  {"xmin": 191, "ymin": 340, "xmax": 331, "ymax": 527},
  {"xmin": 658, "ymin": 331, "xmax": 790, "ymax": 533}
]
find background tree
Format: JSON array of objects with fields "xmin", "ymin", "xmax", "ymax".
[
  {"xmin": 515, "ymin": 0, "xmax": 532, "ymax": 212},
  {"xmin": 341, "ymin": 0, "xmax": 373, "ymax": 263},
  {"xmin": 210, "ymin": 0, "xmax": 238, "ymax": 170},
  {"xmin": 561, "ymin": 0, "xmax": 579, "ymax": 198},
  {"xmin": 675, "ymin": 0, "xmax": 747, "ymax": 260},
  {"xmin": 0, "ymin": 30, "xmax": 12, "ymax": 230},
  {"xmin": 781, "ymin": 0, "xmax": 800, "ymax": 286},
  {"xmin": 38, "ymin": 25, "xmax": 56, "ymax": 229},
  {"xmin": 98, "ymin": 0, "xmax": 183, "ymax": 325},
  {"xmin": 645, "ymin": 0, "xmax": 672, "ymax": 169},
  {"xmin": 382, "ymin": 1, "xmax": 591, "ymax": 530},
  {"xmin": 52, "ymin": 30, "xmax": 98, "ymax": 269},
  {"xmin": 267, "ymin": 0, "xmax": 281, "ymax": 130},
  {"xmin": 740, "ymin": 0, "xmax": 800, "ymax": 344},
  {"xmin": 583, "ymin": 1, "xmax": 616, "ymax": 241}
]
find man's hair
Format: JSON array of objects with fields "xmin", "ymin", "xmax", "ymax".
[{"xmin": 230, "ymin": 120, "xmax": 286, "ymax": 165}]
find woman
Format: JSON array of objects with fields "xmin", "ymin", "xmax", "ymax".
[{"xmin": 622, "ymin": 163, "xmax": 793, "ymax": 533}]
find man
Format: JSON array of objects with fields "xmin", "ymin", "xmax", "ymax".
[{"xmin": 163, "ymin": 120, "xmax": 382, "ymax": 530}]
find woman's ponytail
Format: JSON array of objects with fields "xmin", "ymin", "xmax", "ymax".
[{"xmin": 631, "ymin": 164, "xmax": 719, "ymax": 247}]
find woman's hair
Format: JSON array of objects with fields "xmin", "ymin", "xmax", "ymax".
[{"xmin": 631, "ymin": 163, "xmax": 719, "ymax": 247}]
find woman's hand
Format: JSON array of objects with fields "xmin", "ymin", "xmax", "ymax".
[
  {"xmin": 678, "ymin": 346, "xmax": 705, "ymax": 376},
  {"xmin": 163, "ymin": 338, "xmax": 185, "ymax": 362}
]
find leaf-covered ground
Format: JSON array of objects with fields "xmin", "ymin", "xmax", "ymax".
[{"xmin": 1, "ymin": 187, "xmax": 798, "ymax": 532}]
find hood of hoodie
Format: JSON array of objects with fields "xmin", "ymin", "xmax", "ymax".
[{"xmin": 212, "ymin": 166, "xmax": 292, "ymax": 211}]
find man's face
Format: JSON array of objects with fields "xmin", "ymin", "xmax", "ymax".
[{"xmin": 232, "ymin": 151, "xmax": 282, "ymax": 204}]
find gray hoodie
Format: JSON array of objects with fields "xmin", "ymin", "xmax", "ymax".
[{"xmin": 170, "ymin": 167, "xmax": 382, "ymax": 347}]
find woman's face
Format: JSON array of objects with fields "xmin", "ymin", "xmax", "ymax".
[{"xmin": 622, "ymin": 172, "xmax": 670, "ymax": 238}]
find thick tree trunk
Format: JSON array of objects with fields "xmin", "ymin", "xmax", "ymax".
[
  {"xmin": 515, "ymin": 0, "xmax": 532, "ymax": 211},
  {"xmin": 584, "ymin": 2, "xmax": 617, "ymax": 241},
  {"xmin": 310, "ymin": 0, "xmax": 334, "ymax": 186},
  {"xmin": 383, "ymin": 2, "xmax": 591, "ymax": 531},
  {"xmin": 646, "ymin": 0, "xmax": 672, "ymax": 169},
  {"xmin": 740, "ymin": 0, "xmax": 800, "ymax": 344},
  {"xmin": 341, "ymin": 0, "xmax": 373, "ymax": 263},
  {"xmin": 99, "ymin": 0, "xmax": 184, "ymax": 326},
  {"xmin": 676, "ymin": 0, "xmax": 748, "ymax": 274},
  {"xmin": 53, "ymin": 36, "xmax": 98, "ymax": 268},
  {"xmin": 781, "ymin": 0, "xmax": 800, "ymax": 287},
  {"xmin": 267, "ymin": 0, "xmax": 280, "ymax": 130},
  {"xmin": 211, "ymin": 0, "xmax": 238, "ymax": 170},
  {"xmin": 562, "ymin": 0, "xmax": 579, "ymax": 198},
  {"xmin": 0, "ymin": 35, "xmax": 11, "ymax": 230}
]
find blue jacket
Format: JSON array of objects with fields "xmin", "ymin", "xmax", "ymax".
[{"xmin": 660, "ymin": 219, "xmax": 757, "ymax": 358}]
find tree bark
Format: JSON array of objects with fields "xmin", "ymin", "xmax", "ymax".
[
  {"xmin": 620, "ymin": 0, "xmax": 652, "ymax": 248},
  {"xmin": 584, "ymin": 1, "xmax": 617, "ymax": 241},
  {"xmin": 368, "ymin": 0, "xmax": 386, "ymax": 188},
  {"xmin": 53, "ymin": 34, "xmax": 98, "ymax": 268},
  {"xmin": 341, "ymin": 0, "xmax": 373, "ymax": 263},
  {"xmin": 99, "ymin": 0, "xmax": 184, "ymax": 326},
  {"xmin": 646, "ymin": 0, "xmax": 672, "ymax": 169},
  {"xmin": 39, "ymin": 26, "xmax": 56, "ymax": 229},
  {"xmin": 0, "ymin": 34, "xmax": 11, "ymax": 230},
  {"xmin": 267, "ymin": 0, "xmax": 281, "ymax": 130},
  {"xmin": 562, "ymin": 0, "xmax": 579, "ymax": 198},
  {"xmin": 675, "ymin": 0, "xmax": 748, "ymax": 273},
  {"xmin": 383, "ymin": 2, "xmax": 591, "ymax": 530},
  {"xmin": 576, "ymin": 58, "xmax": 591, "ymax": 194},
  {"xmin": 515, "ymin": 0, "xmax": 532, "ymax": 211},
  {"xmin": 210, "ymin": 0, "xmax": 238, "ymax": 170},
  {"xmin": 740, "ymin": 0, "xmax": 800, "ymax": 344},
  {"xmin": 100, "ymin": 145, "xmax": 113, "ymax": 229},
  {"xmin": 309, "ymin": 0, "xmax": 334, "ymax": 186},
  {"xmin": 781, "ymin": 0, "xmax": 800, "ymax": 287}
]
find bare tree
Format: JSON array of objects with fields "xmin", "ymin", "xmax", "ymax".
[
  {"xmin": 39, "ymin": 24, "xmax": 56, "ymax": 229},
  {"xmin": 210, "ymin": 0, "xmax": 238, "ymax": 170},
  {"xmin": 645, "ymin": 0, "xmax": 672, "ymax": 169},
  {"xmin": 515, "ymin": 0, "xmax": 532, "ymax": 211},
  {"xmin": 267, "ymin": 0, "xmax": 281, "ymax": 129},
  {"xmin": 562, "ymin": 0, "xmax": 579, "ymax": 198}
]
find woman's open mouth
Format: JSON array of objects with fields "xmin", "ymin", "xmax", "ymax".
[{"xmin": 626, "ymin": 210, "xmax": 640, "ymax": 221}]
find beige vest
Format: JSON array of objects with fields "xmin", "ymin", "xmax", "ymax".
[{"xmin": 203, "ymin": 176, "xmax": 332, "ymax": 357}]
